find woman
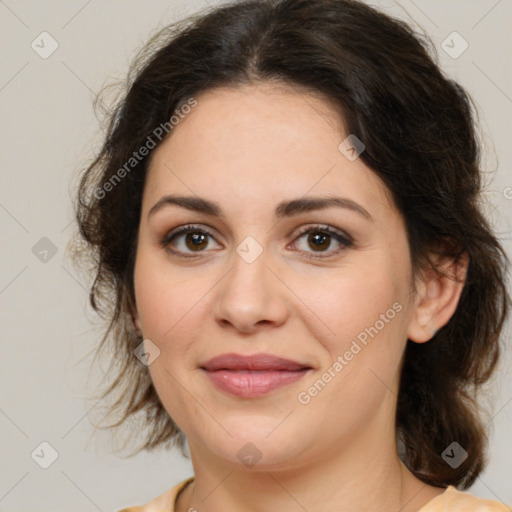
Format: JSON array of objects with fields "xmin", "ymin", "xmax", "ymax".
[{"xmin": 71, "ymin": 0, "xmax": 510, "ymax": 510}]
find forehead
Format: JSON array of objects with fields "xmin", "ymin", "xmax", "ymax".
[{"xmin": 143, "ymin": 83, "xmax": 395, "ymax": 217}]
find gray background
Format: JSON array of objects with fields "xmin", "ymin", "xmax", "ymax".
[{"xmin": 0, "ymin": 0, "xmax": 511, "ymax": 510}]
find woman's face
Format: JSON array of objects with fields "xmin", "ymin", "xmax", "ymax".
[{"xmin": 133, "ymin": 83, "xmax": 421, "ymax": 469}]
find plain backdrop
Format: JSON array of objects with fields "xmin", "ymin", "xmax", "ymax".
[{"xmin": 1, "ymin": 1, "xmax": 511, "ymax": 511}]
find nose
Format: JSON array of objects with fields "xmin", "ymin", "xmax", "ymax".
[{"xmin": 212, "ymin": 247, "xmax": 289, "ymax": 335}]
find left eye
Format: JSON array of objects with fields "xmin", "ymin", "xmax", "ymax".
[
  {"xmin": 289, "ymin": 226, "xmax": 353, "ymax": 259},
  {"xmin": 161, "ymin": 224, "xmax": 352, "ymax": 259}
]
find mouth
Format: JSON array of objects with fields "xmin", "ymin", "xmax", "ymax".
[{"xmin": 200, "ymin": 353, "xmax": 313, "ymax": 398}]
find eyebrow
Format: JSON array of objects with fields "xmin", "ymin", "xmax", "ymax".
[{"xmin": 148, "ymin": 194, "xmax": 373, "ymax": 221}]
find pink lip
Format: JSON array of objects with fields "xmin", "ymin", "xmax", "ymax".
[{"xmin": 200, "ymin": 353, "xmax": 312, "ymax": 398}]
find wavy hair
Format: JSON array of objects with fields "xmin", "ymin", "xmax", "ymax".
[{"xmin": 71, "ymin": 0, "xmax": 509, "ymax": 489}]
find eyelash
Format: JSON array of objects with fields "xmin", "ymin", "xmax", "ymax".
[{"xmin": 160, "ymin": 224, "xmax": 353, "ymax": 260}]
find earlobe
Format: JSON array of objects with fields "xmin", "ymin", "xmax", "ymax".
[
  {"xmin": 128, "ymin": 300, "xmax": 143, "ymax": 335},
  {"xmin": 133, "ymin": 314, "xmax": 142, "ymax": 334},
  {"xmin": 407, "ymin": 253, "xmax": 468, "ymax": 343}
]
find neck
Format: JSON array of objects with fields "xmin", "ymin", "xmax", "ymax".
[{"xmin": 178, "ymin": 413, "xmax": 442, "ymax": 512}]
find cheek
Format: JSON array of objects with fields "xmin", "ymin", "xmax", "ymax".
[
  {"xmin": 294, "ymin": 267, "xmax": 408, "ymax": 428},
  {"xmin": 133, "ymin": 252, "xmax": 208, "ymax": 426},
  {"xmin": 303, "ymin": 262, "xmax": 406, "ymax": 353},
  {"xmin": 134, "ymin": 248, "xmax": 202, "ymax": 337},
  {"xmin": 296, "ymin": 259, "xmax": 412, "ymax": 411}
]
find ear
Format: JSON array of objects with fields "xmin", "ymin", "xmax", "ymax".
[{"xmin": 407, "ymin": 253, "xmax": 468, "ymax": 343}]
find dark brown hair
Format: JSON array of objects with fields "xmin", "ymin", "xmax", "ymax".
[{"xmin": 71, "ymin": 0, "xmax": 509, "ymax": 489}]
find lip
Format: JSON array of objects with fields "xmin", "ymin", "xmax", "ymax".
[
  {"xmin": 200, "ymin": 353, "xmax": 312, "ymax": 398},
  {"xmin": 201, "ymin": 353, "xmax": 310, "ymax": 371}
]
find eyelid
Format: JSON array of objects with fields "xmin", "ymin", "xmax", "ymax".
[
  {"xmin": 290, "ymin": 223, "xmax": 352, "ymax": 242},
  {"xmin": 160, "ymin": 223, "xmax": 353, "ymax": 259},
  {"xmin": 287, "ymin": 224, "xmax": 353, "ymax": 259},
  {"xmin": 160, "ymin": 224, "xmax": 221, "ymax": 255}
]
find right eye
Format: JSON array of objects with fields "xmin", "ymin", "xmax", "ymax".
[{"xmin": 160, "ymin": 224, "xmax": 222, "ymax": 258}]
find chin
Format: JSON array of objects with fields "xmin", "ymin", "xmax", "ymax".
[{"xmin": 195, "ymin": 419, "xmax": 313, "ymax": 469}]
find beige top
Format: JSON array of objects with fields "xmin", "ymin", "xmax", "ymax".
[{"xmin": 117, "ymin": 477, "xmax": 511, "ymax": 512}]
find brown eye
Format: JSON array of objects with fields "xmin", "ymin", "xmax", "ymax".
[
  {"xmin": 184, "ymin": 232, "xmax": 209, "ymax": 251},
  {"xmin": 306, "ymin": 232, "xmax": 332, "ymax": 251},
  {"xmin": 291, "ymin": 225, "xmax": 353, "ymax": 259},
  {"xmin": 161, "ymin": 223, "xmax": 352, "ymax": 260},
  {"xmin": 160, "ymin": 225, "xmax": 221, "ymax": 258}
]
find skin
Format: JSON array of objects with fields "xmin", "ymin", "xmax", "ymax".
[{"xmin": 132, "ymin": 82, "xmax": 467, "ymax": 512}]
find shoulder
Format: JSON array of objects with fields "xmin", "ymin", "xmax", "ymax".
[
  {"xmin": 116, "ymin": 477, "xmax": 194, "ymax": 512},
  {"xmin": 419, "ymin": 485, "xmax": 511, "ymax": 512}
]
